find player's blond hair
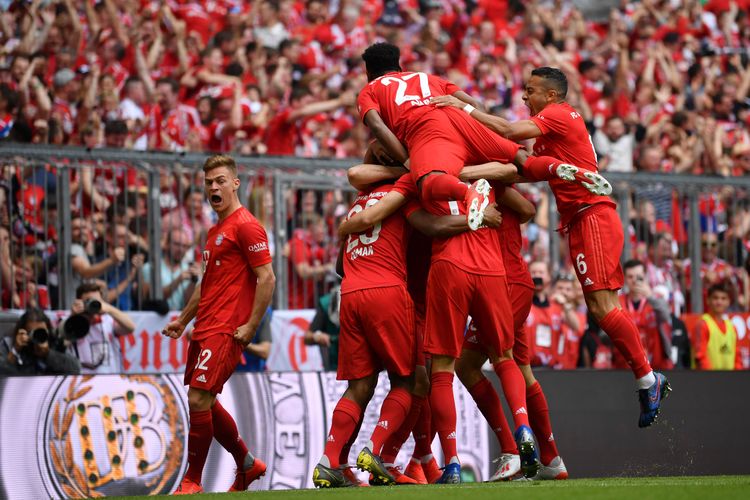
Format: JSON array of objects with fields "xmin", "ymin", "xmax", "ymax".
[{"xmin": 203, "ymin": 154, "xmax": 238, "ymax": 176}]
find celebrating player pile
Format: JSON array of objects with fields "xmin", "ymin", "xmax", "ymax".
[{"xmin": 311, "ymin": 42, "xmax": 671, "ymax": 488}]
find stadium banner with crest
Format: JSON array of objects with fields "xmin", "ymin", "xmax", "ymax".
[{"xmin": 0, "ymin": 372, "xmax": 490, "ymax": 498}]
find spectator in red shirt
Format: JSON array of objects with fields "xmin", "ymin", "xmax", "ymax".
[
  {"xmin": 618, "ymin": 260, "xmax": 674, "ymax": 371},
  {"xmin": 286, "ymin": 214, "xmax": 334, "ymax": 310}
]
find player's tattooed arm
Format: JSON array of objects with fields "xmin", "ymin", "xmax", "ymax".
[
  {"xmin": 162, "ymin": 283, "xmax": 201, "ymax": 339},
  {"xmin": 363, "ymin": 110, "xmax": 409, "ymax": 166},
  {"xmin": 407, "ymin": 203, "xmax": 502, "ymax": 237},
  {"xmin": 337, "ymin": 191, "xmax": 407, "ymax": 238},
  {"xmin": 347, "ymin": 163, "xmax": 408, "ymax": 191},
  {"xmin": 459, "ymin": 161, "xmax": 520, "ymax": 183},
  {"xmin": 431, "ymin": 95, "xmax": 541, "ymax": 142},
  {"xmin": 498, "ymin": 188, "xmax": 536, "ymax": 223}
]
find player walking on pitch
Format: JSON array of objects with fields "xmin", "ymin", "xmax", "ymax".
[
  {"xmin": 435, "ymin": 67, "xmax": 671, "ymax": 427},
  {"xmin": 163, "ymin": 155, "xmax": 275, "ymax": 494}
]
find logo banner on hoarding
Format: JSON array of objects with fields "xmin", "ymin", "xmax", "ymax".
[{"xmin": 0, "ymin": 372, "xmax": 489, "ymax": 498}]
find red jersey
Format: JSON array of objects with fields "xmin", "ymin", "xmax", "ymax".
[
  {"xmin": 264, "ymin": 109, "xmax": 299, "ymax": 155},
  {"xmin": 192, "ymin": 207, "xmax": 272, "ymax": 340},
  {"xmin": 526, "ymin": 300, "xmax": 565, "ymax": 368},
  {"xmin": 617, "ymin": 296, "xmax": 673, "ymax": 370},
  {"xmin": 394, "ymin": 175, "xmax": 505, "ymax": 275},
  {"xmin": 357, "ymin": 71, "xmax": 460, "ymax": 147},
  {"xmin": 341, "ymin": 183, "xmax": 409, "ymax": 294},
  {"xmin": 495, "ymin": 185, "xmax": 533, "ymax": 289},
  {"xmin": 530, "ymin": 102, "xmax": 615, "ymax": 225}
]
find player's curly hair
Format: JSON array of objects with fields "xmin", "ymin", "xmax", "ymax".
[
  {"xmin": 531, "ymin": 67, "xmax": 568, "ymax": 98},
  {"xmin": 362, "ymin": 42, "xmax": 402, "ymax": 80},
  {"xmin": 203, "ymin": 154, "xmax": 238, "ymax": 176}
]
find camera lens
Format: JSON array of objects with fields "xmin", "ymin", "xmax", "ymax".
[
  {"xmin": 31, "ymin": 328, "xmax": 49, "ymax": 344},
  {"xmin": 84, "ymin": 299, "xmax": 102, "ymax": 315}
]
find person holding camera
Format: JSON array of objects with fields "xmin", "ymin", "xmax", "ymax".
[
  {"xmin": 64, "ymin": 283, "xmax": 135, "ymax": 374},
  {"xmin": 0, "ymin": 307, "xmax": 80, "ymax": 375},
  {"xmin": 140, "ymin": 228, "xmax": 200, "ymax": 311}
]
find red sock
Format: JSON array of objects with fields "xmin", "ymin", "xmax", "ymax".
[
  {"xmin": 339, "ymin": 413, "xmax": 364, "ymax": 466},
  {"xmin": 493, "ymin": 360, "xmax": 530, "ymax": 429},
  {"xmin": 468, "ymin": 377, "xmax": 517, "ymax": 454},
  {"xmin": 412, "ymin": 397, "xmax": 434, "ymax": 459},
  {"xmin": 382, "ymin": 396, "xmax": 425, "ymax": 463},
  {"xmin": 521, "ymin": 155, "xmax": 565, "ymax": 182},
  {"xmin": 430, "ymin": 371, "xmax": 458, "ymax": 462},
  {"xmin": 211, "ymin": 401, "xmax": 249, "ymax": 469},
  {"xmin": 185, "ymin": 409, "xmax": 213, "ymax": 484},
  {"xmin": 324, "ymin": 397, "xmax": 363, "ymax": 468},
  {"xmin": 526, "ymin": 382, "xmax": 559, "ymax": 465},
  {"xmin": 599, "ymin": 309, "xmax": 652, "ymax": 378},
  {"xmin": 421, "ymin": 173, "xmax": 468, "ymax": 201},
  {"xmin": 370, "ymin": 387, "xmax": 412, "ymax": 456}
]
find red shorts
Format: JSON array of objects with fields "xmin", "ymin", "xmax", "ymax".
[
  {"xmin": 568, "ymin": 203, "xmax": 624, "ymax": 292},
  {"xmin": 409, "ymin": 107, "xmax": 521, "ymax": 180},
  {"xmin": 184, "ymin": 333, "xmax": 243, "ymax": 395},
  {"xmin": 337, "ymin": 285, "xmax": 416, "ymax": 380},
  {"xmin": 425, "ymin": 260, "xmax": 513, "ymax": 359},
  {"xmin": 462, "ymin": 282, "xmax": 534, "ymax": 365}
]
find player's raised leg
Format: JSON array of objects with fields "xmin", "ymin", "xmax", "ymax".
[{"xmin": 570, "ymin": 205, "xmax": 670, "ymax": 427}]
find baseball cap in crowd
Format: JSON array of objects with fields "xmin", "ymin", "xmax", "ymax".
[{"xmin": 53, "ymin": 68, "xmax": 76, "ymax": 88}]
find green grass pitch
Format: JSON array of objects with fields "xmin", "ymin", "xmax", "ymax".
[{"xmin": 114, "ymin": 476, "xmax": 750, "ymax": 500}]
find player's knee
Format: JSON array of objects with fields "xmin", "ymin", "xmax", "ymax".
[
  {"xmin": 187, "ymin": 388, "xmax": 213, "ymax": 411},
  {"xmin": 518, "ymin": 364, "xmax": 537, "ymax": 387},
  {"xmin": 455, "ymin": 359, "xmax": 482, "ymax": 388}
]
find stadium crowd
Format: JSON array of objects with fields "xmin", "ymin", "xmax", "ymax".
[{"xmin": 0, "ymin": 0, "xmax": 749, "ymax": 370}]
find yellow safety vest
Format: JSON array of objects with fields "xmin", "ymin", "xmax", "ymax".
[{"xmin": 701, "ymin": 314, "xmax": 737, "ymax": 370}]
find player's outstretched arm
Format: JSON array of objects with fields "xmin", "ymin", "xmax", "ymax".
[
  {"xmin": 498, "ymin": 188, "xmax": 536, "ymax": 223},
  {"xmin": 348, "ymin": 163, "xmax": 407, "ymax": 191},
  {"xmin": 407, "ymin": 203, "xmax": 502, "ymax": 237},
  {"xmin": 337, "ymin": 191, "xmax": 407, "ymax": 238},
  {"xmin": 431, "ymin": 95, "xmax": 542, "ymax": 142},
  {"xmin": 163, "ymin": 283, "xmax": 201, "ymax": 339},
  {"xmin": 363, "ymin": 110, "xmax": 409, "ymax": 166},
  {"xmin": 459, "ymin": 161, "xmax": 521, "ymax": 183},
  {"xmin": 234, "ymin": 263, "xmax": 275, "ymax": 345}
]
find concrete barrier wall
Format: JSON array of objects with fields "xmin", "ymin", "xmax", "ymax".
[{"xmin": 489, "ymin": 370, "xmax": 750, "ymax": 477}]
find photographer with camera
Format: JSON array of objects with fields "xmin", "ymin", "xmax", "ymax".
[
  {"xmin": 64, "ymin": 283, "xmax": 135, "ymax": 374},
  {"xmin": 0, "ymin": 307, "xmax": 80, "ymax": 375}
]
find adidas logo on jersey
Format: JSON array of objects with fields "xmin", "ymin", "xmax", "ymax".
[
  {"xmin": 583, "ymin": 277, "xmax": 594, "ymax": 286},
  {"xmin": 446, "ymin": 431, "xmax": 457, "ymax": 440},
  {"xmin": 327, "ymin": 435, "xmax": 335, "ymax": 442},
  {"xmin": 515, "ymin": 407, "xmax": 528, "ymax": 415},
  {"xmin": 196, "ymin": 374, "xmax": 207, "ymax": 383},
  {"xmin": 548, "ymin": 433, "xmax": 555, "ymax": 442},
  {"xmin": 377, "ymin": 420, "xmax": 389, "ymax": 430}
]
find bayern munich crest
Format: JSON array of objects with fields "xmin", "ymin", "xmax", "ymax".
[
  {"xmin": 37, "ymin": 375, "xmax": 188, "ymax": 498},
  {"xmin": 215, "ymin": 233, "xmax": 225, "ymax": 246}
]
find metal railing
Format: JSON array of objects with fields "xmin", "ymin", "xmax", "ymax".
[{"xmin": 2, "ymin": 143, "xmax": 749, "ymax": 314}]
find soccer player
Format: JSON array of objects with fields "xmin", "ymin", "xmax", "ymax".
[
  {"xmin": 458, "ymin": 195, "xmax": 567, "ymax": 481},
  {"xmin": 163, "ymin": 155, "xmax": 275, "ymax": 494},
  {"xmin": 357, "ymin": 42, "xmax": 611, "ymax": 230},
  {"xmin": 312, "ymin": 178, "xmax": 419, "ymax": 488},
  {"xmin": 435, "ymin": 67, "xmax": 671, "ymax": 427},
  {"xmin": 339, "ymin": 173, "xmax": 538, "ymax": 483}
]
